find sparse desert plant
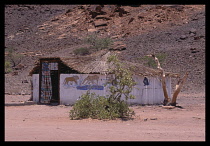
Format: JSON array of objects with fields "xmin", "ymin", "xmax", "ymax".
[
  {"xmin": 95, "ymin": 37, "xmax": 113, "ymax": 50},
  {"xmin": 84, "ymin": 33, "xmax": 113, "ymax": 51},
  {"xmin": 5, "ymin": 47, "xmax": 23, "ymax": 67},
  {"xmin": 73, "ymin": 47, "xmax": 90, "ymax": 56},
  {"xmin": 5, "ymin": 61, "xmax": 12, "ymax": 73}
]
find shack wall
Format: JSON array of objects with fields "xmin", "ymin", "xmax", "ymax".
[
  {"xmin": 60, "ymin": 74, "xmax": 108, "ymax": 105},
  {"xmin": 127, "ymin": 75, "xmax": 171, "ymax": 105},
  {"xmin": 32, "ymin": 74, "xmax": 39, "ymax": 103},
  {"xmin": 59, "ymin": 74, "xmax": 171, "ymax": 105},
  {"xmin": 32, "ymin": 73, "xmax": 171, "ymax": 105}
]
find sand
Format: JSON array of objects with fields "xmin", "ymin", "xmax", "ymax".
[{"xmin": 5, "ymin": 93, "xmax": 205, "ymax": 141}]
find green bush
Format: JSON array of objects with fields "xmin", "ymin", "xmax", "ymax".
[
  {"xmin": 73, "ymin": 47, "xmax": 90, "ymax": 56},
  {"xmin": 5, "ymin": 47, "xmax": 23, "ymax": 67},
  {"xmin": 94, "ymin": 37, "xmax": 113, "ymax": 50},
  {"xmin": 5, "ymin": 61, "xmax": 12, "ymax": 73},
  {"xmin": 69, "ymin": 55, "xmax": 136, "ymax": 120},
  {"xmin": 69, "ymin": 92, "xmax": 133, "ymax": 120},
  {"xmin": 84, "ymin": 34, "xmax": 113, "ymax": 51},
  {"xmin": 69, "ymin": 92, "xmax": 94, "ymax": 119}
]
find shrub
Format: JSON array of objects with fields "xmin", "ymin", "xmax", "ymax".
[
  {"xmin": 94, "ymin": 37, "xmax": 113, "ymax": 50},
  {"xmin": 5, "ymin": 47, "xmax": 23, "ymax": 67},
  {"xmin": 5, "ymin": 61, "xmax": 12, "ymax": 73},
  {"xmin": 69, "ymin": 55, "xmax": 136, "ymax": 120},
  {"xmin": 69, "ymin": 92, "xmax": 133, "ymax": 120},
  {"xmin": 73, "ymin": 47, "xmax": 90, "ymax": 56},
  {"xmin": 84, "ymin": 34, "xmax": 113, "ymax": 51},
  {"xmin": 69, "ymin": 92, "xmax": 94, "ymax": 119}
]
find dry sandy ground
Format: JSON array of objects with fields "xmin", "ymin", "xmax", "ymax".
[{"xmin": 5, "ymin": 93, "xmax": 205, "ymax": 141}]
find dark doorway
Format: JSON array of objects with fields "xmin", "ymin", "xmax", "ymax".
[{"xmin": 50, "ymin": 70, "xmax": 59, "ymax": 103}]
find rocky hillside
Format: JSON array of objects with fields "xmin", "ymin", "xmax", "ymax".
[{"xmin": 5, "ymin": 5, "xmax": 205, "ymax": 95}]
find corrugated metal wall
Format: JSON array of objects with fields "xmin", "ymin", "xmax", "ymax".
[
  {"xmin": 59, "ymin": 74, "xmax": 171, "ymax": 105},
  {"xmin": 33, "ymin": 74, "xmax": 171, "ymax": 105},
  {"xmin": 127, "ymin": 75, "xmax": 171, "ymax": 105}
]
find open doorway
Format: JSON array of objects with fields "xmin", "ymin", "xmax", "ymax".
[{"xmin": 50, "ymin": 70, "xmax": 59, "ymax": 103}]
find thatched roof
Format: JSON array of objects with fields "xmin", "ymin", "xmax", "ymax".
[
  {"xmin": 29, "ymin": 50, "xmax": 179, "ymax": 78},
  {"xmin": 60, "ymin": 50, "xmax": 111, "ymax": 74}
]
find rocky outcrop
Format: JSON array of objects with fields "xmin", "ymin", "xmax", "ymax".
[
  {"xmin": 94, "ymin": 20, "xmax": 108, "ymax": 27},
  {"xmin": 110, "ymin": 41, "xmax": 126, "ymax": 51},
  {"xmin": 5, "ymin": 5, "xmax": 205, "ymax": 94}
]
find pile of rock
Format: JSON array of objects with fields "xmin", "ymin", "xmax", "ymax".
[{"xmin": 82, "ymin": 5, "xmax": 129, "ymax": 33}]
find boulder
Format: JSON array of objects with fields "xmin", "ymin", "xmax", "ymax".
[
  {"xmin": 114, "ymin": 6, "xmax": 129, "ymax": 17},
  {"xmin": 95, "ymin": 15, "xmax": 111, "ymax": 20},
  {"xmin": 12, "ymin": 71, "xmax": 18, "ymax": 76},
  {"xmin": 112, "ymin": 45, "xmax": 126, "ymax": 51},
  {"xmin": 13, "ymin": 63, "xmax": 25, "ymax": 70},
  {"xmin": 180, "ymin": 35, "xmax": 188, "ymax": 40},
  {"xmin": 89, "ymin": 6, "xmax": 107, "ymax": 19},
  {"xmin": 190, "ymin": 48, "xmax": 199, "ymax": 53},
  {"xmin": 94, "ymin": 20, "xmax": 108, "ymax": 27},
  {"xmin": 128, "ymin": 17, "xmax": 135, "ymax": 24},
  {"xmin": 138, "ymin": 15, "xmax": 144, "ymax": 19},
  {"xmin": 88, "ymin": 28, "xmax": 98, "ymax": 32},
  {"xmin": 194, "ymin": 35, "xmax": 204, "ymax": 40},
  {"xmin": 110, "ymin": 41, "xmax": 126, "ymax": 51},
  {"xmin": 189, "ymin": 28, "xmax": 197, "ymax": 34},
  {"xmin": 111, "ymin": 35, "xmax": 120, "ymax": 39},
  {"xmin": 22, "ymin": 80, "xmax": 29, "ymax": 83},
  {"xmin": 95, "ymin": 5, "xmax": 104, "ymax": 12}
]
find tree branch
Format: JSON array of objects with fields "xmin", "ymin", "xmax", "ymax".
[{"xmin": 170, "ymin": 72, "xmax": 188, "ymax": 106}]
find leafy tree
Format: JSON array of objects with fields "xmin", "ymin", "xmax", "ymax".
[
  {"xmin": 5, "ymin": 47, "xmax": 23, "ymax": 67},
  {"xmin": 140, "ymin": 53, "xmax": 167, "ymax": 69},
  {"xmin": 107, "ymin": 54, "xmax": 136, "ymax": 102}
]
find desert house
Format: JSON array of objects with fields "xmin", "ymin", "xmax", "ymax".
[{"xmin": 29, "ymin": 50, "xmax": 179, "ymax": 105}]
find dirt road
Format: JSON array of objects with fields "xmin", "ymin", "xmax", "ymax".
[{"xmin": 5, "ymin": 93, "xmax": 205, "ymax": 141}]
